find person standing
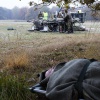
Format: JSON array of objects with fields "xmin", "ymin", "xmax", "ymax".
[
  {"xmin": 38, "ymin": 11, "xmax": 43, "ymax": 20},
  {"xmin": 64, "ymin": 9, "xmax": 73, "ymax": 33},
  {"xmin": 57, "ymin": 10, "xmax": 66, "ymax": 33},
  {"xmin": 43, "ymin": 11, "xmax": 48, "ymax": 20}
]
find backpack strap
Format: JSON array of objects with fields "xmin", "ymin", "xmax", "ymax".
[{"xmin": 74, "ymin": 58, "xmax": 97, "ymax": 99}]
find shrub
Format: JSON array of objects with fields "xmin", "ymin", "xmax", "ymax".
[
  {"xmin": 0, "ymin": 73, "xmax": 36, "ymax": 100},
  {"xmin": 4, "ymin": 51, "xmax": 29, "ymax": 70}
]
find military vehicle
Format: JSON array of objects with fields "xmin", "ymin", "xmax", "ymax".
[
  {"xmin": 28, "ymin": 11, "xmax": 86, "ymax": 33},
  {"xmin": 28, "ymin": 0, "xmax": 86, "ymax": 33}
]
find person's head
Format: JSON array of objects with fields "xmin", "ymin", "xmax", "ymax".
[
  {"xmin": 65, "ymin": 9, "xmax": 68, "ymax": 13},
  {"xmin": 40, "ymin": 11, "xmax": 42, "ymax": 13}
]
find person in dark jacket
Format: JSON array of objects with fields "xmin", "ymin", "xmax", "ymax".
[
  {"xmin": 64, "ymin": 9, "xmax": 73, "ymax": 33},
  {"xmin": 38, "ymin": 11, "xmax": 43, "ymax": 20}
]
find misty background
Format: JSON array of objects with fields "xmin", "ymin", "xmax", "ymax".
[
  {"xmin": 0, "ymin": 5, "xmax": 59, "ymax": 20},
  {"xmin": 0, "ymin": 5, "xmax": 100, "ymax": 21}
]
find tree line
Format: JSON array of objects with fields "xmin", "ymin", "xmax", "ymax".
[
  {"xmin": 0, "ymin": 6, "xmax": 36, "ymax": 20},
  {"xmin": 0, "ymin": 6, "xmax": 58, "ymax": 20}
]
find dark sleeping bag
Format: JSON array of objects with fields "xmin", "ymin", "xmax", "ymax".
[{"xmin": 45, "ymin": 58, "xmax": 100, "ymax": 100}]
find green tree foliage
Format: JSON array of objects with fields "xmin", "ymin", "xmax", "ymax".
[
  {"xmin": 83, "ymin": 0, "xmax": 95, "ymax": 4},
  {"xmin": 94, "ymin": 3, "xmax": 100, "ymax": 10},
  {"xmin": 81, "ymin": 0, "xmax": 100, "ymax": 10},
  {"xmin": 42, "ymin": 0, "xmax": 100, "ymax": 10},
  {"xmin": 19, "ymin": 0, "xmax": 100, "ymax": 10},
  {"xmin": 42, "ymin": 0, "xmax": 95, "ymax": 4}
]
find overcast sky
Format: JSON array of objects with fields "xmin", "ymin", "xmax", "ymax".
[{"xmin": 0, "ymin": 0, "xmax": 42, "ymax": 9}]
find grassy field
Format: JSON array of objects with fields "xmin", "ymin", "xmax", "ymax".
[{"xmin": 0, "ymin": 20, "xmax": 100, "ymax": 100}]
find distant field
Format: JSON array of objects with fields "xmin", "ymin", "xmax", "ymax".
[
  {"xmin": 0, "ymin": 20, "xmax": 99, "ymax": 54},
  {"xmin": 0, "ymin": 20, "xmax": 100, "ymax": 72},
  {"xmin": 0, "ymin": 20, "xmax": 100, "ymax": 100}
]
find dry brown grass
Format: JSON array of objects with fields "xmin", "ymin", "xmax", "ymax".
[
  {"xmin": 0, "ymin": 21, "xmax": 100, "ymax": 100},
  {"xmin": 3, "ymin": 50, "xmax": 29, "ymax": 70},
  {"xmin": 1, "ymin": 33, "xmax": 100, "ymax": 72},
  {"xmin": 0, "ymin": 21, "xmax": 100, "ymax": 74}
]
